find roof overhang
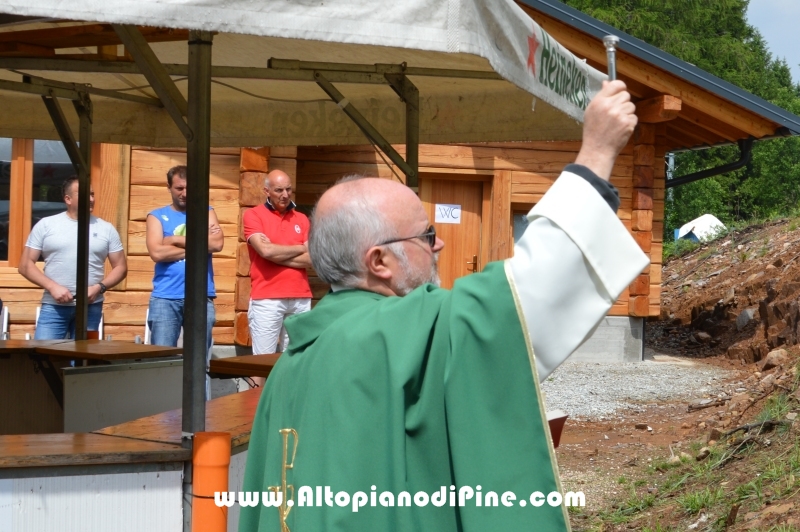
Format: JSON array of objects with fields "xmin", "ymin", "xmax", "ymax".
[{"xmin": 517, "ymin": 0, "xmax": 800, "ymax": 152}]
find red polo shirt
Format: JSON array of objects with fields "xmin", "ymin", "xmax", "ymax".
[{"xmin": 243, "ymin": 203, "xmax": 312, "ymax": 299}]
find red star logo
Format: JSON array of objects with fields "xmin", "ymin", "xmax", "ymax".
[{"xmin": 527, "ymin": 30, "xmax": 539, "ymax": 77}]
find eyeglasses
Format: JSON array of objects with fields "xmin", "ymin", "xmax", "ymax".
[{"xmin": 378, "ymin": 225, "xmax": 436, "ymax": 248}]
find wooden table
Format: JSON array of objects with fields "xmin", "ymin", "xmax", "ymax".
[
  {"xmin": 34, "ymin": 340, "xmax": 182, "ymax": 361},
  {"xmin": 0, "ymin": 339, "xmax": 71, "ymax": 355},
  {"xmin": 209, "ymin": 353, "xmax": 281, "ymax": 379},
  {"xmin": 31, "ymin": 341, "xmax": 180, "ymax": 411},
  {"xmin": 0, "ymin": 433, "xmax": 189, "ymax": 469},
  {"xmin": 95, "ymin": 387, "xmax": 263, "ymax": 451}
]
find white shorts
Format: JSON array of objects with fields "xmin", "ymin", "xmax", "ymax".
[{"xmin": 247, "ymin": 298, "xmax": 311, "ymax": 354}]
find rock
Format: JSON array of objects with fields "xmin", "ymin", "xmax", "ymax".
[
  {"xmin": 708, "ymin": 440, "xmax": 717, "ymax": 446},
  {"xmin": 680, "ymin": 452, "xmax": 693, "ymax": 460},
  {"xmin": 696, "ymin": 447, "xmax": 711, "ymax": 461},
  {"xmin": 667, "ymin": 455, "xmax": 681, "ymax": 465},
  {"xmin": 723, "ymin": 287, "xmax": 736, "ymax": 305},
  {"xmin": 707, "ymin": 428, "xmax": 723, "ymax": 442},
  {"xmin": 736, "ymin": 308, "xmax": 758, "ymax": 331},
  {"xmin": 774, "ymin": 258, "xmax": 784, "ymax": 267},
  {"xmin": 634, "ymin": 423, "xmax": 648, "ymax": 430},
  {"xmin": 760, "ymin": 373, "xmax": 777, "ymax": 390},
  {"xmin": 681, "ymin": 422, "xmax": 691, "ymax": 429},
  {"xmin": 698, "ymin": 422, "xmax": 707, "ymax": 430},
  {"xmin": 745, "ymin": 272, "xmax": 764, "ymax": 284},
  {"xmin": 766, "ymin": 264, "xmax": 778, "ymax": 272},
  {"xmin": 761, "ymin": 349, "xmax": 789, "ymax": 371},
  {"xmin": 787, "ymin": 412, "xmax": 798, "ymax": 421},
  {"xmin": 727, "ymin": 343, "xmax": 755, "ymax": 363},
  {"xmin": 695, "ymin": 331, "xmax": 712, "ymax": 343}
]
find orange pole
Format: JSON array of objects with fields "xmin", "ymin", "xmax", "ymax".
[{"xmin": 192, "ymin": 432, "xmax": 231, "ymax": 532}]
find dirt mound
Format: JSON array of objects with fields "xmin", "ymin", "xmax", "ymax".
[{"xmin": 647, "ymin": 218, "xmax": 800, "ymax": 362}]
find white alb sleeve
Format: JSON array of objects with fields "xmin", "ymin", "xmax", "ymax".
[{"xmin": 507, "ymin": 170, "xmax": 650, "ymax": 381}]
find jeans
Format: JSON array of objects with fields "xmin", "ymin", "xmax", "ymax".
[
  {"xmin": 34, "ymin": 302, "xmax": 103, "ymax": 340},
  {"xmin": 147, "ymin": 296, "xmax": 216, "ymax": 350}
]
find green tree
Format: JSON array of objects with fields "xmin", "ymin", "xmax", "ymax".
[{"xmin": 562, "ymin": 0, "xmax": 800, "ymax": 239}]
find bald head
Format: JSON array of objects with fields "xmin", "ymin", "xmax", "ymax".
[
  {"xmin": 316, "ymin": 177, "xmax": 421, "ymax": 228},
  {"xmin": 310, "ymin": 177, "xmax": 442, "ymax": 296},
  {"xmin": 264, "ymin": 170, "xmax": 293, "ymax": 213}
]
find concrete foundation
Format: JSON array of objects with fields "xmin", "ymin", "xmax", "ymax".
[
  {"xmin": 213, "ymin": 316, "xmax": 645, "ymax": 365},
  {"xmin": 567, "ymin": 316, "xmax": 644, "ymax": 363}
]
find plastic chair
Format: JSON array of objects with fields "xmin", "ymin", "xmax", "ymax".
[
  {"xmin": 1, "ymin": 304, "xmax": 9, "ymax": 339},
  {"xmin": 143, "ymin": 309, "xmax": 151, "ymax": 344}
]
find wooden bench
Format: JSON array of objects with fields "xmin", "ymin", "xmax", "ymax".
[{"xmin": 208, "ymin": 353, "xmax": 280, "ymax": 379}]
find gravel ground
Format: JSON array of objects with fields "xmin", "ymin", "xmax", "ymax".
[{"xmin": 541, "ymin": 356, "xmax": 737, "ymax": 420}]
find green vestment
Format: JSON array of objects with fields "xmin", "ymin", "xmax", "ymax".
[{"xmin": 239, "ymin": 262, "xmax": 569, "ymax": 531}]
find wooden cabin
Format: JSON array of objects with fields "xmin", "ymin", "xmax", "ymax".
[{"xmin": 2, "ymin": 0, "xmax": 799, "ymax": 358}]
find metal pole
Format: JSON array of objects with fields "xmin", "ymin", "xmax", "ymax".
[
  {"xmin": 73, "ymin": 95, "xmax": 92, "ymax": 340},
  {"xmin": 403, "ymin": 79, "xmax": 419, "ymax": 188},
  {"xmin": 603, "ymin": 35, "xmax": 619, "ymax": 81},
  {"xmin": 385, "ymin": 73, "xmax": 420, "ymax": 188},
  {"xmin": 182, "ymin": 29, "xmax": 212, "ymax": 532}
]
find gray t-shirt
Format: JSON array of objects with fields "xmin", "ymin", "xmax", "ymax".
[{"xmin": 25, "ymin": 212, "xmax": 124, "ymax": 306}]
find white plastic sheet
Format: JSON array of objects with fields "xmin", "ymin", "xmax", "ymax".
[{"xmin": 0, "ymin": 0, "xmax": 607, "ymax": 146}]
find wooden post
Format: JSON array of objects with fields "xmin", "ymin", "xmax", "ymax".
[
  {"xmin": 628, "ymin": 124, "xmax": 655, "ymax": 317},
  {"xmin": 650, "ymin": 124, "xmax": 668, "ymax": 317},
  {"xmin": 235, "ymin": 148, "xmax": 265, "ymax": 347}
]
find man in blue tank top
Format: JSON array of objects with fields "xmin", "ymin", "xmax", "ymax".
[{"xmin": 145, "ymin": 165, "xmax": 224, "ymax": 350}]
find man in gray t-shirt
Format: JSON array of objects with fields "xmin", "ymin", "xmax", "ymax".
[{"xmin": 18, "ymin": 177, "xmax": 128, "ymax": 339}]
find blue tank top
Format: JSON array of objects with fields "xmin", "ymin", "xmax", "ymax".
[{"xmin": 149, "ymin": 205, "xmax": 216, "ymax": 299}]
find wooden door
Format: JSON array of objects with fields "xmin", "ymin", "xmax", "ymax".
[{"xmin": 419, "ymin": 178, "xmax": 484, "ymax": 289}]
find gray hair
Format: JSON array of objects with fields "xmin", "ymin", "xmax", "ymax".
[{"xmin": 310, "ymin": 196, "xmax": 405, "ymax": 287}]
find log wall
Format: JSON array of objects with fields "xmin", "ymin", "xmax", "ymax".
[{"xmin": 1, "ymin": 140, "xmax": 665, "ymax": 345}]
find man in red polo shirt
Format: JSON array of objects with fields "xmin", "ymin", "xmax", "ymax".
[{"xmin": 243, "ymin": 170, "xmax": 312, "ymax": 361}]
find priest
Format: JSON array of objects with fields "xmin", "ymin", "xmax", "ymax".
[{"xmin": 239, "ymin": 80, "xmax": 649, "ymax": 531}]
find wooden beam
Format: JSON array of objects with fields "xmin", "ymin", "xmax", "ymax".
[
  {"xmin": 678, "ymin": 104, "xmax": 748, "ymax": 143},
  {"xmin": 7, "ymin": 139, "xmax": 33, "ymax": 268},
  {"xmin": 665, "ymin": 124, "xmax": 716, "ymax": 149},
  {"xmin": 0, "ymin": 42, "xmax": 54, "ymax": 57},
  {"xmin": 670, "ymin": 117, "xmax": 725, "ymax": 146},
  {"xmin": 522, "ymin": 7, "xmax": 779, "ymax": 138},
  {"xmin": 636, "ymin": 95, "xmax": 681, "ymax": 123},
  {"xmin": 0, "ymin": 24, "xmax": 189, "ymax": 49}
]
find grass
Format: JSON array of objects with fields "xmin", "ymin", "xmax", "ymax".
[
  {"xmin": 676, "ymin": 486, "xmax": 724, "ymax": 514},
  {"xmin": 581, "ymin": 359, "xmax": 800, "ymax": 531},
  {"xmin": 756, "ymin": 393, "xmax": 792, "ymax": 424},
  {"xmin": 663, "ymin": 238, "xmax": 700, "ymax": 262},
  {"xmin": 585, "ymin": 410, "xmax": 800, "ymax": 529},
  {"xmin": 600, "ymin": 489, "xmax": 656, "ymax": 525}
]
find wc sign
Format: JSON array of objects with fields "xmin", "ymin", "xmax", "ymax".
[{"xmin": 435, "ymin": 204, "xmax": 462, "ymax": 224}]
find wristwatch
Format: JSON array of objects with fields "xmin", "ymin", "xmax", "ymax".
[{"xmin": 98, "ymin": 282, "xmax": 108, "ymax": 294}]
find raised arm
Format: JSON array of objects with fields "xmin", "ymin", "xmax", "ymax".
[
  {"xmin": 18, "ymin": 246, "xmax": 74, "ymax": 303},
  {"xmin": 145, "ymin": 214, "xmax": 186, "ymax": 263},
  {"xmin": 507, "ymin": 81, "xmax": 649, "ymax": 381}
]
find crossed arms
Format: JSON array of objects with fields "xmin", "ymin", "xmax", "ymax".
[
  {"xmin": 247, "ymin": 233, "xmax": 311, "ymax": 268},
  {"xmin": 145, "ymin": 209, "xmax": 225, "ymax": 263}
]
